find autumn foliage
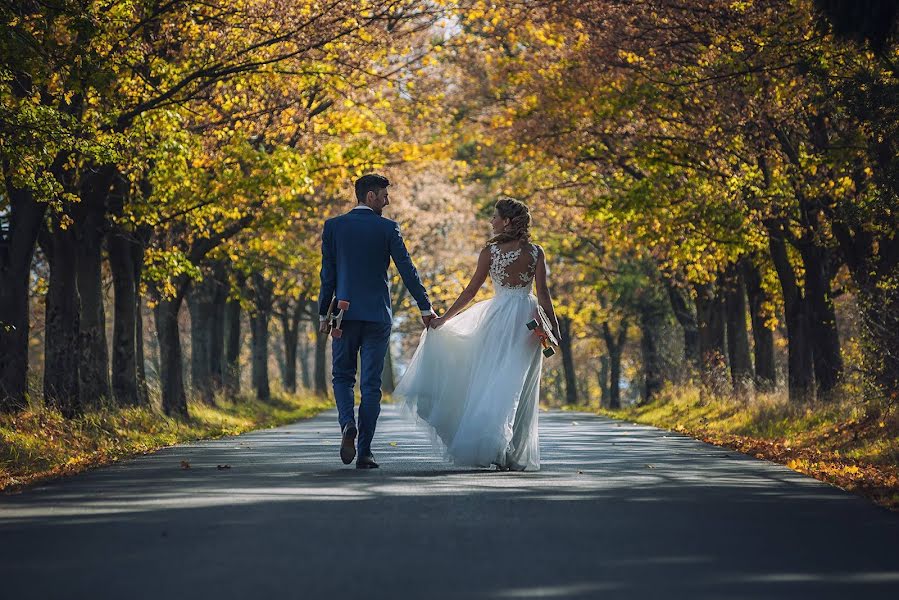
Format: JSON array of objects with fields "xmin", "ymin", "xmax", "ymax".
[{"xmin": 1, "ymin": 1, "xmax": 897, "ymax": 504}]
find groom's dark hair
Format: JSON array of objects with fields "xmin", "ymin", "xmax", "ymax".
[{"xmin": 355, "ymin": 174, "xmax": 390, "ymax": 203}]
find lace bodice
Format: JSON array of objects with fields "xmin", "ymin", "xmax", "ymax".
[{"xmin": 489, "ymin": 242, "xmax": 539, "ymax": 293}]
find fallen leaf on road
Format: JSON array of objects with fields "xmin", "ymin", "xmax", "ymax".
[
  {"xmin": 645, "ymin": 464, "xmax": 655, "ymax": 469},
  {"xmin": 217, "ymin": 464, "xmax": 231, "ymax": 470},
  {"xmin": 571, "ymin": 421, "xmax": 579, "ymax": 426},
  {"xmin": 180, "ymin": 460, "xmax": 190, "ymax": 470},
  {"xmin": 577, "ymin": 471, "xmax": 583, "ymax": 474},
  {"xmin": 388, "ymin": 442, "xmax": 398, "ymax": 447}
]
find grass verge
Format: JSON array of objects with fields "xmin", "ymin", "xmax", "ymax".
[
  {"xmin": 592, "ymin": 385, "xmax": 899, "ymax": 512},
  {"xmin": 0, "ymin": 393, "xmax": 333, "ymax": 493}
]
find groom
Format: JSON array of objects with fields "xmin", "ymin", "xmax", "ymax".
[{"xmin": 318, "ymin": 174, "xmax": 434, "ymax": 468}]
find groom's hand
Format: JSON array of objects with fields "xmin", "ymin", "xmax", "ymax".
[
  {"xmin": 421, "ymin": 308, "xmax": 439, "ymax": 329},
  {"xmin": 319, "ymin": 319, "xmax": 331, "ymax": 335}
]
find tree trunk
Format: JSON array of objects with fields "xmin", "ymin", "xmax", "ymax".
[
  {"xmin": 598, "ymin": 355, "xmax": 610, "ymax": 407},
  {"xmin": 0, "ymin": 184, "xmax": 46, "ymax": 411},
  {"xmin": 280, "ymin": 301, "xmax": 303, "ymax": 394},
  {"xmin": 187, "ymin": 276, "xmax": 216, "ymax": 405},
  {"xmin": 133, "ymin": 233, "xmax": 149, "ymax": 404},
  {"xmin": 830, "ymin": 219, "xmax": 899, "ymax": 403},
  {"xmin": 724, "ymin": 264, "xmax": 753, "ymax": 394},
  {"xmin": 162, "ymin": 214, "xmax": 259, "ymax": 404},
  {"xmin": 273, "ymin": 323, "xmax": 287, "ymax": 385},
  {"xmin": 73, "ymin": 166, "xmax": 114, "ymax": 407},
  {"xmin": 209, "ymin": 263, "xmax": 227, "ymax": 395},
  {"xmin": 608, "ymin": 347, "xmax": 622, "ymax": 409},
  {"xmin": 283, "ymin": 331, "xmax": 298, "ymax": 393},
  {"xmin": 742, "ymin": 258, "xmax": 776, "ymax": 391},
  {"xmin": 155, "ymin": 296, "xmax": 189, "ymax": 417},
  {"xmin": 665, "ymin": 281, "xmax": 700, "ymax": 372},
  {"xmin": 768, "ymin": 227, "xmax": 815, "ymax": 402},
  {"xmin": 638, "ymin": 303, "xmax": 665, "ymax": 404},
  {"xmin": 557, "ymin": 316, "xmax": 578, "ymax": 404},
  {"xmin": 147, "ymin": 308, "xmax": 161, "ymax": 388},
  {"xmin": 250, "ymin": 275, "xmax": 273, "ymax": 402},
  {"xmin": 601, "ymin": 320, "xmax": 627, "ymax": 410},
  {"xmin": 695, "ymin": 281, "xmax": 728, "ymax": 391},
  {"xmin": 800, "ymin": 244, "xmax": 843, "ymax": 399},
  {"xmin": 785, "ymin": 290, "xmax": 815, "ymax": 403},
  {"xmin": 135, "ymin": 293, "xmax": 148, "ymax": 403},
  {"xmin": 857, "ymin": 283, "xmax": 899, "ymax": 402},
  {"xmin": 41, "ymin": 223, "xmax": 82, "ymax": 417},
  {"xmin": 250, "ymin": 309, "xmax": 271, "ymax": 401},
  {"xmin": 695, "ymin": 282, "xmax": 726, "ymax": 365},
  {"xmin": 75, "ymin": 232, "xmax": 110, "ymax": 407},
  {"xmin": 224, "ymin": 296, "xmax": 242, "ymax": 395},
  {"xmin": 106, "ymin": 170, "xmax": 144, "ymax": 407},
  {"xmin": 108, "ymin": 223, "xmax": 142, "ymax": 406},
  {"xmin": 767, "ymin": 131, "xmax": 843, "ymax": 401},
  {"xmin": 298, "ymin": 324, "xmax": 312, "ymax": 390}
]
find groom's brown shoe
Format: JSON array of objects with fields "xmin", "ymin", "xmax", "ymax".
[
  {"xmin": 356, "ymin": 454, "xmax": 379, "ymax": 469},
  {"xmin": 340, "ymin": 423, "xmax": 357, "ymax": 465}
]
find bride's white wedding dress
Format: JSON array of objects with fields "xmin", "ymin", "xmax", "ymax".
[{"xmin": 395, "ymin": 242, "xmax": 544, "ymax": 471}]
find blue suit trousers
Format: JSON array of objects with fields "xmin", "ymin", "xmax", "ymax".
[{"xmin": 331, "ymin": 320, "xmax": 392, "ymax": 456}]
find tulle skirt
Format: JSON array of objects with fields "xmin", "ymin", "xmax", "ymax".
[{"xmin": 395, "ymin": 288, "xmax": 542, "ymax": 471}]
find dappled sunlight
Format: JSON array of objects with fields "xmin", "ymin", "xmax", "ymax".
[
  {"xmin": 0, "ymin": 407, "xmax": 863, "ymax": 524},
  {"xmin": 2, "ymin": 406, "xmax": 898, "ymax": 599},
  {"xmin": 492, "ymin": 582, "xmax": 625, "ymax": 597},
  {"xmin": 724, "ymin": 572, "xmax": 899, "ymax": 584}
]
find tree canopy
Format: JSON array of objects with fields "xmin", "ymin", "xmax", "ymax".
[{"xmin": 1, "ymin": 0, "xmax": 897, "ymax": 420}]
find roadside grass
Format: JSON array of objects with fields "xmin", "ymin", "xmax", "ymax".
[
  {"xmin": 591, "ymin": 384, "xmax": 899, "ymax": 511},
  {"xmin": 0, "ymin": 392, "xmax": 333, "ymax": 492}
]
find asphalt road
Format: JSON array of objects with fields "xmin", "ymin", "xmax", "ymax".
[{"xmin": 2, "ymin": 404, "xmax": 898, "ymax": 600}]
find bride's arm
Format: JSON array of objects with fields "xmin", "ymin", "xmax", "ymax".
[
  {"xmin": 534, "ymin": 246, "xmax": 560, "ymax": 338},
  {"xmin": 430, "ymin": 247, "xmax": 491, "ymax": 327}
]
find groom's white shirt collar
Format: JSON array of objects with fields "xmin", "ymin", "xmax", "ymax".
[{"xmin": 352, "ymin": 205, "xmax": 373, "ymax": 212}]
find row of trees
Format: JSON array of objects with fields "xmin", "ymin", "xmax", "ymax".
[
  {"xmin": 3, "ymin": 1, "xmax": 896, "ymax": 420},
  {"xmin": 441, "ymin": 0, "xmax": 898, "ymax": 407},
  {"xmin": 1, "ymin": 0, "xmax": 461, "ymax": 418}
]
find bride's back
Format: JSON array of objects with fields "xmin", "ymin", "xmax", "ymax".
[{"xmin": 488, "ymin": 241, "xmax": 539, "ymax": 290}]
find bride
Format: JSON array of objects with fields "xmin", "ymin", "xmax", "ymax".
[{"xmin": 394, "ymin": 197, "xmax": 560, "ymax": 471}]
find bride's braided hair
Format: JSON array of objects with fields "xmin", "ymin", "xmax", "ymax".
[{"xmin": 488, "ymin": 197, "xmax": 531, "ymax": 245}]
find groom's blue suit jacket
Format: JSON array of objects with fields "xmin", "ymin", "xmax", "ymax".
[{"xmin": 318, "ymin": 207, "xmax": 431, "ymax": 323}]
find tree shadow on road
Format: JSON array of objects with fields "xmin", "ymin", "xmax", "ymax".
[{"xmin": 2, "ymin": 409, "xmax": 899, "ymax": 600}]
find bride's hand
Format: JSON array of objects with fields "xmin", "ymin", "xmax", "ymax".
[{"xmin": 429, "ymin": 316, "xmax": 446, "ymax": 329}]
